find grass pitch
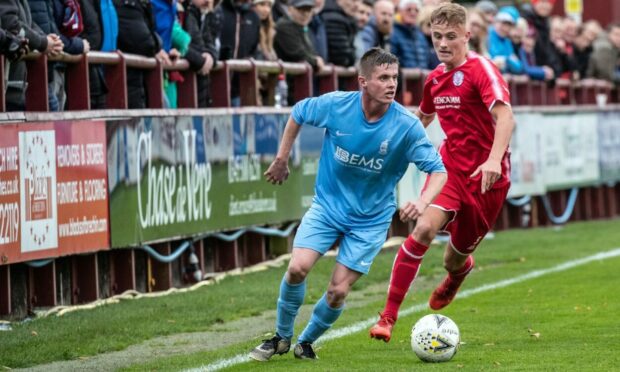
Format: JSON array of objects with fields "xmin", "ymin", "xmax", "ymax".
[{"xmin": 1, "ymin": 219, "xmax": 620, "ymax": 371}]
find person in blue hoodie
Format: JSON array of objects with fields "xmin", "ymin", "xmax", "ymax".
[{"xmin": 488, "ymin": 6, "xmax": 523, "ymax": 75}]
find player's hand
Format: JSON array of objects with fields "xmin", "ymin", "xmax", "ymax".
[
  {"xmin": 470, "ymin": 158, "xmax": 502, "ymax": 194},
  {"xmin": 399, "ymin": 199, "xmax": 429, "ymax": 222},
  {"xmin": 264, "ymin": 157, "xmax": 289, "ymax": 185}
]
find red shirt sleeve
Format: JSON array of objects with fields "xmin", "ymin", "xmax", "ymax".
[
  {"xmin": 418, "ymin": 73, "xmax": 436, "ymax": 115},
  {"xmin": 474, "ymin": 57, "xmax": 511, "ymax": 110}
]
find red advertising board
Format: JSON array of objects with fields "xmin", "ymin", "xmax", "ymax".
[{"xmin": 0, "ymin": 121, "xmax": 109, "ymax": 264}]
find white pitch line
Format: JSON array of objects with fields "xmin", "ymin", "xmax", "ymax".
[{"xmin": 187, "ymin": 247, "xmax": 620, "ymax": 372}]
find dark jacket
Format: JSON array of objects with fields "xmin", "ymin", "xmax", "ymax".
[
  {"xmin": 79, "ymin": 0, "xmax": 108, "ymax": 105},
  {"xmin": 274, "ymin": 17, "xmax": 319, "ymax": 68},
  {"xmin": 0, "ymin": 26, "xmax": 25, "ymax": 58},
  {"xmin": 113, "ymin": 0, "xmax": 161, "ymax": 57},
  {"xmin": 51, "ymin": 0, "xmax": 85, "ymax": 54},
  {"xmin": 573, "ymin": 43, "xmax": 592, "ymax": 79},
  {"xmin": 1, "ymin": 0, "xmax": 49, "ymax": 110},
  {"xmin": 27, "ymin": 0, "xmax": 56, "ymax": 35},
  {"xmin": 1, "ymin": 0, "xmax": 48, "ymax": 52},
  {"xmin": 271, "ymin": 0, "xmax": 288, "ymax": 22},
  {"xmin": 183, "ymin": 4, "xmax": 218, "ymax": 71},
  {"xmin": 183, "ymin": 3, "xmax": 220, "ymax": 107},
  {"xmin": 78, "ymin": 0, "xmax": 102, "ymax": 50},
  {"xmin": 0, "ymin": 27, "xmax": 10, "ymax": 51},
  {"xmin": 522, "ymin": 8, "xmax": 562, "ymax": 76},
  {"xmin": 29, "ymin": 0, "xmax": 85, "ymax": 54},
  {"xmin": 216, "ymin": 0, "xmax": 259, "ymax": 61},
  {"xmin": 320, "ymin": 0, "xmax": 356, "ymax": 67},
  {"xmin": 216, "ymin": 0, "xmax": 259, "ymax": 99},
  {"xmin": 554, "ymin": 44, "xmax": 577, "ymax": 78}
]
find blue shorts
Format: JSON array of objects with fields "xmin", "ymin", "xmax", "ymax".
[{"xmin": 293, "ymin": 203, "xmax": 389, "ymax": 274}]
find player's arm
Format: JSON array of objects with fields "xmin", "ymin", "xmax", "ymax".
[
  {"xmin": 470, "ymin": 102, "xmax": 515, "ymax": 193},
  {"xmin": 264, "ymin": 116, "xmax": 302, "ymax": 185},
  {"xmin": 414, "ymin": 109, "xmax": 436, "ymax": 128},
  {"xmin": 400, "ymin": 170, "xmax": 447, "ymax": 222},
  {"xmin": 416, "ymin": 75, "xmax": 436, "ymax": 128}
]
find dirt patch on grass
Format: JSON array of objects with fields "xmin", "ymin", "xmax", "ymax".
[{"xmin": 19, "ymin": 279, "xmax": 402, "ymax": 371}]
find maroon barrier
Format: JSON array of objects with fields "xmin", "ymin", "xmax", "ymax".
[{"xmin": 1, "ymin": 53, "xmax": 618, "ymax": 112}]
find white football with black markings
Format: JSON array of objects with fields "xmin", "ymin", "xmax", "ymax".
[{"xmin": 411, "ymin": 314, "xmax": 460, "ymax": 362}]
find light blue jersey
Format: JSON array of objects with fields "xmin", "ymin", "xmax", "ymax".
[{"xmin": 292, "ymin": 91, "xmax": 446, "ymax": 229}]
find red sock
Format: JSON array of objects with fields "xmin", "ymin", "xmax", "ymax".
[
  {"xmin": 382, "ymin": 236, "xmax": 429, "ymax": 320},
  {"xmin": 447, "ymin": 255, "xmax": 474, "ymax": 284}
]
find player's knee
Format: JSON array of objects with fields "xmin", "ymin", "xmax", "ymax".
[
  {"xmin": 412, "ymin": 219, "xmax": 437, "ymax": 244},
  {"xmin": 326, "ymin": 285, "xmax": 348, "ymax": 307},
  {"xmin": 287, "ymin": 263, "xmax": 309, "ymax": 284}
]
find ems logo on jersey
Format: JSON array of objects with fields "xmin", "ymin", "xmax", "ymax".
[
  {"xmin": 432, "ymin": 78, "xmax": 438, "ymax": 85},
  {"xmin": 335, "ymin": 146, "xmax": 350, "ymax": 162},
  {"xmin": 453, "ymin": 71, "xmax": 464, "ymax": 86},
  {"xmin": 379, "ymin": 140, "xmax": 389, "ymax": 155}
]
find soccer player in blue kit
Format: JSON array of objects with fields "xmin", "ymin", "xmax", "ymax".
[{"xmin": 249, "ymin": 48, "xmax": 447, "ymax": 361}]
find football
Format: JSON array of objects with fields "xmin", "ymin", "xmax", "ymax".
[{"xmin": 411, "ymin": 314, "xmax": 460, "ymax": 363}]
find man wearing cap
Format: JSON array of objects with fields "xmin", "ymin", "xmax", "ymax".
[
  {"xmin": 390, "ymin": 0, "xmax": 432, "ymax": 68},
  {"xmin": 274, "ymin": 0, "xmax": 325, "ymax": 72},
  {"xmin": 488, "ymin": 6, "xmax": 523, "ymax": 74},
  {"xmin": 475, "ymin": 0, "xmax": 497, "ymax": 25}
]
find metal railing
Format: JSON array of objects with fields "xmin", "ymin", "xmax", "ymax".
[{"xmin": 1, "ymin": 51, "xmax": 617, "ymax": 113}]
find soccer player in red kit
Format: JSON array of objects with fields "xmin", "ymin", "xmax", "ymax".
[{"xmin": 370, "ymin": 2, "xmax": 515, "ymax": 342}]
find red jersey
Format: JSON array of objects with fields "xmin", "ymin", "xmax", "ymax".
[{"xmin": 419, "ymin": 51, "xmax": 511, "ymax": 190}]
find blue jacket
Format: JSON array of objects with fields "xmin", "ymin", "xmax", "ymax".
[
  {"xmin": 151, "ymin": 0, "xmax": 176, "ymax": 52},
  {"xmin": 309, "ymin": 14, "xmax": 328, "ymax": 61},
  {"xmin": 488, "ymin": 27, "xmax": 523, "ymax": 74},
  {"xmin": 390, "ymin": 22, "xmax": 430, "ymax": 68},
  {"xmin": 519, "ymin": 47, "xmax": 545, "ymax": 80},
  {"xmin": 100, "ymin": 0, "xmax": 118, "ymax": 51},
  {"xmin": 360, "ymin": 17, "xmax": 388, "ymax": 51}
]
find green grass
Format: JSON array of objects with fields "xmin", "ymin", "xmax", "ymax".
[
  {"xmin": 220, "ymin": 256, "xmax": 620, "ymax": 371},
  {"xmin": 1, "ymin": 219, "xmax": 620, "ymax": 370}
]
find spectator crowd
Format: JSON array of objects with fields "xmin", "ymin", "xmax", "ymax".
[{"xmin": 1, "ymin": 0, "xmax": 619, "ymax": 110}]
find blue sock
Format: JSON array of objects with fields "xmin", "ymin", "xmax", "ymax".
[
  {"xmin": 298, "ymin": 293, "xmax": 344, "ymax": 344},
  {"xmin": 276, "ymin": 275, "xmax": 306, "ymax": 341}
]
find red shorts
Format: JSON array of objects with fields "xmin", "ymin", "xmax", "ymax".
[{"xmin": 423, "ymin": 171, "xmax": 509, "ymax": 255}]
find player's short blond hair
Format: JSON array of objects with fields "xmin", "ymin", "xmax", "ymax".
[{"xmin": 430, "ymin": 3, "xmax": 467, "ymax": 27}]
